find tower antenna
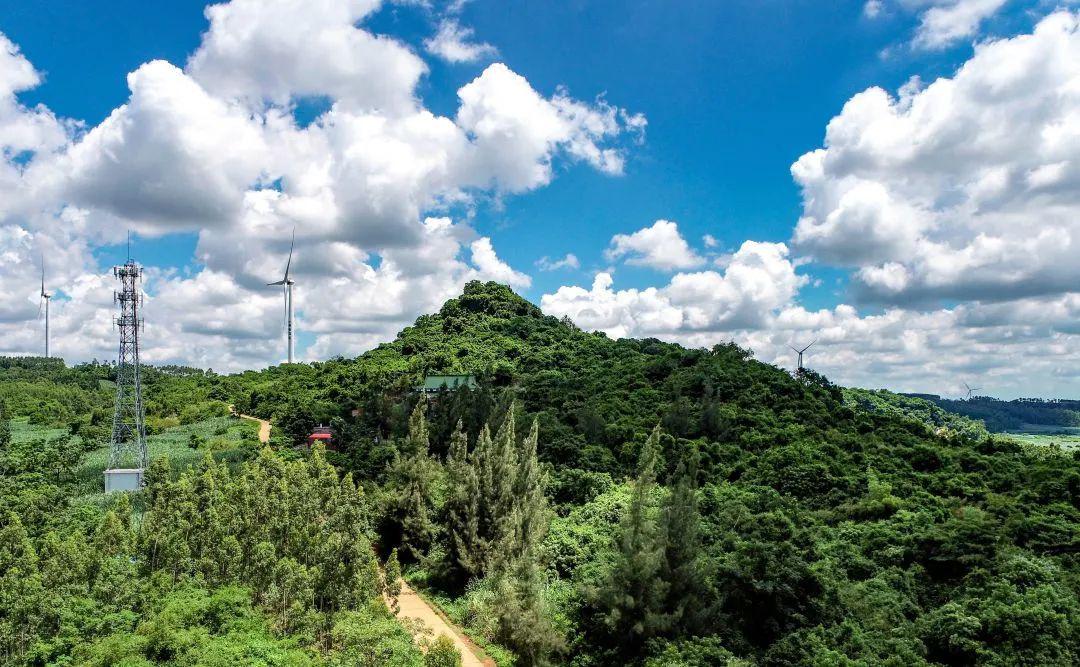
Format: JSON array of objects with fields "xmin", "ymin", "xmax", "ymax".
[
  {"xmin": 104, "ymin": 253, "xmax": 148, "ymax": 492},
  {"xmin": 790, "ymin": 339, "xmax": 816, "ymax": 373},
  {"xmin": 267, "ymin": 228, "xmax": 296, "ymax": 364}
]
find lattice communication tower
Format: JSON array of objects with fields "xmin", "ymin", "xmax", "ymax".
[{"xmin": 105, "ymin": 259, "xmax": 148, "ymax": 489}]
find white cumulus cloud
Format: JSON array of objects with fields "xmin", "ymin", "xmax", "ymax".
[
  {"xmin": 535, "ymin": 253, "xmax": 580, "ymax": 271},
  {"xmin": 605, "ymin": 220, "xmax": 705, "ymax": 271},
  {"xmin": 0, "ymin": 0, "xmax": 644, "ymax": 371},
  {"xmin": 425, "ymin": 19, "xmax": 497, "ymax": 63},
  {"xmin": 793, "ymin": 10, "xmax": 1080, "ymax": 305},
  {"xmin": 544, "ymin": 240, "xmax": 804, "ymax": 337},
  {"xmin": 913, "ymin": 0, "xmax": 1008, "ymax": 50}
]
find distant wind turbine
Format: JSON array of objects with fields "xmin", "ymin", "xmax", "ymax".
[
  {"xmin": 963, "ymin": 381, "xmax": 981, "ymax": 400},
  {"xmin": 267, "ymin": 229, "xmax": 296, "ymax": 364},
  {"xmin": 38, "ymin": 256, "xmax": 52, "ymax": 358},
  {"xmin": 790, "ymin": 340, "xmax": 816, "ymax": 372}
]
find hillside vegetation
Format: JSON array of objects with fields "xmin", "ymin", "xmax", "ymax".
[
  {"xmin": 2, "ymin": 281, "xmax": 1079, "ymax": 666},
  {"xmin": 915, "ymin": 394, "xmax": 1080, "ymax": 433},
  {"xmin": 843, "ymin": 388, "xmax": 990, "ymax": 442}
]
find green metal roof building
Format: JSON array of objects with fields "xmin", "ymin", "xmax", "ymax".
[{"xmin": 420, "ymin": 374, "xmax": 477, "ymax": 393}]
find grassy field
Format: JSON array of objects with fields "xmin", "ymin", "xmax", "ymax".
[
  {"xmin": 9, "ymin": 416, "xmax": 260, "ymax": 502},
  {"xmin": 9, "ymin": 419, "xmax": 78, "ymax": 447},
  {"xmin": 1001, "ymin": 430, "xmax": 1080, "ymax": 452}
]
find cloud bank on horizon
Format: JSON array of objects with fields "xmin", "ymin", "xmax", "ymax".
[{"xmin": 1, "ymin": 0, "xmax": 1078, "ymax": 399}]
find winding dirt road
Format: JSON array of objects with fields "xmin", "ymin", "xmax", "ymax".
[
  {"xmin": 233, "ymin": 406, "xmax": 484, "ymax": 663},
  {"xmin": 233, "ymin": 409, "xmax": 271, "ymax": 444},
  {"xmin": 393, "ymin": 581, "xmax": 490, "ymax": 667}
]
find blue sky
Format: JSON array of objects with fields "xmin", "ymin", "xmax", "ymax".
[
  {"xmin": 3, "ymin": 2, "xmax": 955, "ymax": 293},
  {"xmin": 1, "ymin": 0, "xmax": 1078, "ymax": 397}
]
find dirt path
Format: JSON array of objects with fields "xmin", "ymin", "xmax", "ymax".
[
  {"xmin": 232, "ymin": 408, "xmax": 271, "ymax": 444},
  {"xmin": 229, "ymin": 409, "xmax": 483, "ymax": 663},
  {"xmin": 393, "ymin": 581, "xmax": 490, "ymax": 667}
]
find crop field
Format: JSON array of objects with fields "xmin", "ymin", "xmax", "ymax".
[
  {"xmin": 9, "ymin": 416, "xmax": 259, "ymax": 502},
  {"xmin": 1003, "ymin": 429, "xmax": 1080, "ymax": 452}
]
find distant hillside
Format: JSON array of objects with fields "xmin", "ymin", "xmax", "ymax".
[
  {"xmin": 844, "ymin": 387, "xmax": 990, "ymax": 441},
  {"xmin": 913, "ymin": 394, "xmax": 1080, "ymax": 432}
]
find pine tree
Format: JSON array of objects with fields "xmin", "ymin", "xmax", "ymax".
[
  {"xmin": 493, "ymin": 545, "xmax": 564, "ymax": 667},
  {"xmin": 511, "ymin": 418, "xmax": 548, "ymax": 561},
  {"xmin": 394, "ymin": 402, "xmax": 438, "ymax": 561},
  {"xmin": 405, "ymin": 401, "xmax": 430, "ymax": 457},
  {"xmin": 489, "ymin": 415, "xmax": 563, "ymax": 665},
  {"xmin": 92, "ymin": 496, "xmax": 133, "ymax": 559},
  {"xmin": 596, "ymin": 425, "xmax": 669, "ymax": 654},
  {"xmin": 143, "ymin": 455, "xmax": 170, "ymax": 507},
  {"xmin": 445, "ymin": 421, "xmax": 481, "ymax": 582},
  {"xmin": 384, "ymin": 548, "xmax": 402, "ymax": 615},
  {"xmin": 660, "ymin": 451, "xmax": 708, "ymax": 636},
  {"xmin": 479, "ymin": 408, "xmax": 517, "ymax": 571}
]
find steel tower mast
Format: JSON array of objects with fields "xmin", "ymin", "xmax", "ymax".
[{"xmin": 104, "ymin": 258, "xmax": 148, "ymax": 492}]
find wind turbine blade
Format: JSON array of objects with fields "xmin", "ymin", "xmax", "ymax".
[
  {"xmin": 267, "ymin": 280, "xmax": 286, "ymax": 286},
  {"xmin": 283, "ymin": 285, "xmax": 289, "ymax": 331},
  {"xmin": 805, "ymin": 339, "xmax": 817, "ymax": 351},
  {"xmin": 283, "ymin": 228, "xmax": 295, "ymax": 280},
  {"xmin": 37, "ymin": 297, "xmax": 43, "ymax": 318}
]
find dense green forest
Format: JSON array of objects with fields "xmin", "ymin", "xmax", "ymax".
[
  {"xmin": 2, "ymin": 281, "xmax": 1079, "ymax": 666},
  {"xmin": 908, "ymin": 394, "xmax": 1080, "ymax": 433},
  {"xmin": 842, "ymin": 389, "xmax": 989, "ymax": 442}
]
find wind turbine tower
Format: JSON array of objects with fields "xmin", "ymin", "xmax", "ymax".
[
  {"xmin": 38, "ymin": 258, "xmax": 52, "ymax": 357},
  {"xmin": 104, "ymin": 256, "xmax": 148, "ymax": 492},
  {"xmin": 790, "ymin": 340, "xmax": 816, "ymax": 373},
  {"xmin": 268, "ymin": 229, "xmax": 296, "ymax": 364}
]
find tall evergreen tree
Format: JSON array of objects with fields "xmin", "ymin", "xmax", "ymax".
[
  {"xmin": 596, "ymin": 425, "xmax": 669, "ymax": 654},
  {"xmin": 405, "ymin": 401, "xmax": 430, "ymax": 457},
  {"xmin": 492, "ymin": 539, "xmax": 563, "ymax": 667},
  {"xmin": 487, "ymin": 414, "xmax": 562, "ymax": 665},
  {"xmin": 384, "ymin": 548, "xmax": 402, "ymax": 615},
  {"xmin": 392, "ymin": 402, "xmax": 438, "ymax": 562},
  {"xmin": 660, "ymin": 451, "xmax": 710, "ymax": 636},
  {"xmin": 491, "ymin": 408, "xmax": 519, "ymax": 561},
  {"xmin": 445, "ymin": 421, "xmax": 481, "ymax": 582}
]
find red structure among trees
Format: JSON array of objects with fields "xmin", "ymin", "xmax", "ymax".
[{"xmin": 306, "ymin": 425, "xmax": 333, "ymax": 449}]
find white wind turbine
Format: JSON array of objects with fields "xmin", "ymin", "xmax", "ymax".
[
  {"xmin": 38, "ymin": 256, "xmax": 52, "ymax": 358},
  {"xmin": 790, "ymin": 339, "xmax": 816, "ymax": 373},
  {"xmin": 267, "ymin": 229, "xmax": 296, "ymax": 364}
]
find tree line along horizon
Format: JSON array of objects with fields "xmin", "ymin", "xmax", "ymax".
[{"xmin": 1, "ymin": 280, "xmax": 1079, "ymax": 666}]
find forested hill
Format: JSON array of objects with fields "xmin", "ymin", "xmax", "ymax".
[
  {"xmin": 843, "ymin": 388, "xmax": 990, "ymax": 442},
  {"xmin": 191, "ymin": 282, "xmax": 1080, "ymax": 663},
  {"xmin": 915, "ymin": 394, "xmax": 1080, "ymax": 433},
  {"xmin": 227, "ymin": 280, "xmax": 864, "ymax": 477},
  {"xmin": 2, "ymin": 281, "xmax": 1080, "ymax": 666}
]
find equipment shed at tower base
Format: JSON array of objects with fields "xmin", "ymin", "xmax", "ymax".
[{"xmin": 105, "ymin": 468, "xmax": 143, "ymax": 493}]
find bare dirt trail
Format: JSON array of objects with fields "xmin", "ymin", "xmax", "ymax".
[
  {"xmin": 230, "ymin": 406, "xmax": 484, "ymax": 663},
  {"xmin": 231, "ymin": 407, "xmax": 271, "ymax": 444},
  {"xmin": 393, "ymin": 580, "xmax": 491, "ymax": 666}
]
